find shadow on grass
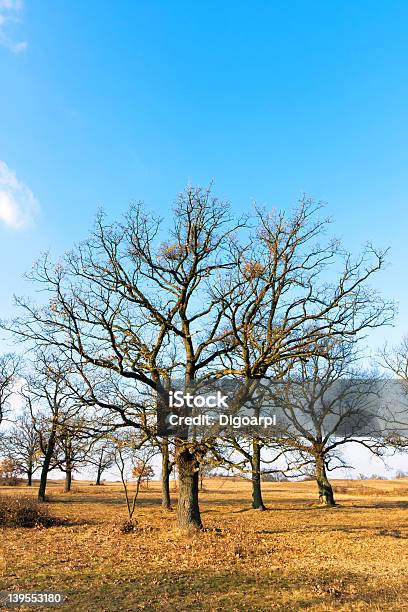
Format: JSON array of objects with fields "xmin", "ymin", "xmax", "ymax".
[
  {"xmin": 351, "ymin": 500, "xmax": 408, "ymax": 510},
  {"xmin": 42, "ymin": 566, "xmax": 404, "ymax": 611},
  {"xmin": 48, "ymin": 494, "xmax": 164, "ymax": 507},
  {"xmin": 231, "ymin": 499, "xmax": 320, "ymax": 512}
]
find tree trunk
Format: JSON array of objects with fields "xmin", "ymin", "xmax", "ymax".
[
  {"xmin": 95, "ymin": 448, "xmax": 105, "ymax": 485},
  {"xmin": 64, "ymin": 467, "xmax": 72, "ymax": 493},
  {"xmin": 95, "ymin": 465, "xmax": 103, "ymax": 486},
  {"xmin": 64, "ymin": 437, "xmax": 73, "ymax": 493},
  {"xmin": 176, "ymin": 446, "xmax": 202, "ymax": 530},
  {"xmin": 161, "ymin": 437, "xmax": 171, "ymax": 510},
  {"xmin": 27, "ymin": 468, "xmax": 33, "ymax": 487},
  {"xmin": 251, "ymin": 437, "xmax": 266, "ymax": 510},
  {"xmin": 315, "ymin": 454, "xmax": 335, "ymax": 506},
  {"xmin": 38, "ymin": 433, "xmax": 56, "ymax": 502}
]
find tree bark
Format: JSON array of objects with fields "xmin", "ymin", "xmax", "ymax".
[
  {"xmin": 95, "ymin": 448, "xmax": 105, "ymax": 485},
  {"xmin": 176, "ymin": 445, "xmax": 202, "ymax": 530},
  {"xmin": 315, "ymin": 454, "xmax": 335, "ymax": 506},
  {"xmin": 95, "ymin": 465, "xmax": 103, "ymax": 486},
  {"xmin": 161, "ymin": 437, "xmax": 172, "ymax": 510},
  {"xmin": 63, "ymin": 437, "xmax": 73, "ymax": 493},
  {"xmin": 251, "ymin": 437, "xmax": 266, "ymax": 510},
  {"xmin": 27, "ymin": 468, "xmax": 32, "ymax": 487},
  {"xmin": 64, "ymin": 467, "xmax": 72, "ymax": 493},
  {"xmin": 38, "ymin": 431, "xmax": 56, "ymax": 502}
]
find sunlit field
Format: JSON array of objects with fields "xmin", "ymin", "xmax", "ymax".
[{"xmin": 1, "ymin": 478, "xmax": 408, "ymax": 611}]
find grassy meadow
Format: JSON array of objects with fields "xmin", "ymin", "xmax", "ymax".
[{"xmin": 1, "ymin": 478, "xmax": 408, "ymax": 611}]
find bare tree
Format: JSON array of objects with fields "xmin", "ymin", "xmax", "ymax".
[
  {"xmin": 23, "ymin": 351, "xmax": 86, "ymax": 501},
  {"xmin": 211, "ymin": 201, "xmax": 393, "ymax": 509},
  {"xmin": 0, "ymin": 410, "xmax": 41, "ymax": 486},
  {"xmin": 380, "ymin": 337, "xmax": 408, "ymax": 450},
  {"xmin": 0, "ymin": 456, "xmax": 20, "ymax": 485},
  {"xmin": 3, "ymin": 189, "xmax": 392, "ymax": 529},
  {"xmin": 275, "ymin": 344, "xmax": 386, "ymax": 505},
  {"xmin": 113, "ymin": 432, "xmax": 155, "ymax": 526},
  {"xmin": 5, "ymin": 188, "xmax": 243, "ymax": 529},
  {"xmin": 54, "ymin": 416, "xmax": 92, "ymax": 492},
  {"xmin": 0, "ymin": 353, "xmax": 20, "ymax": 426},
  {"xmin": 86, "ymin": 437, "xmax": 116, "ymax": 485},
  {"xmin": 216, "ymin": 433, "xmax": 289, "ymax": 510}
]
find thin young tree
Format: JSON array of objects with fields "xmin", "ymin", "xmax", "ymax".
[{"xmin": 113, "ymin": 432, "xmax": 155, "ymax": 526}]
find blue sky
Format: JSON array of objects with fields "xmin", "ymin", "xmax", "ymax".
[
  {"xmin": 1, "ymin": 0, "xmax": 408, "ymax": 348},
  {"xmin": 2, "ymin": 1, "xmax": 408, "ymax": 477}
]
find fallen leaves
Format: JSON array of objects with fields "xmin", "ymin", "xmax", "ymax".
[{"xmin": 0, "ymin": 478, "xmax": 407, "ymax": 610}]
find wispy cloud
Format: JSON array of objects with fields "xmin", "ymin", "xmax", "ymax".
[
  {"xmin": 0, "ymin": 160, "xmax": 39, "ymax": 229},
  {"xmin": 0, "ymin": 0, "xmax": 27, "ymax": 53}
]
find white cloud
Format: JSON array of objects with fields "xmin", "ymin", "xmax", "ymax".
[
  {"xmin": 0, "ymin": 160, "xmax": 39, "ymax": 229},
  {"xmin": 0, "ymin": 0, "xmax": 27, "ymax": 53}
]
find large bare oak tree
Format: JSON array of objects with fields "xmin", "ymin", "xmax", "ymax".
[{"xmin": 4, "ymin": 188, "xmax": 392, "ymax": 528}]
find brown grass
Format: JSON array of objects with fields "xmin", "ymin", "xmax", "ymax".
[{"xmin": 1, "ymin": 478, "xmax": 408, "ymax": 611}]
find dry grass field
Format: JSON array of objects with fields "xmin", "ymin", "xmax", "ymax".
[{"xmin": 1, "ymin": 478, "xmax": 408, "ymax": 611}]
